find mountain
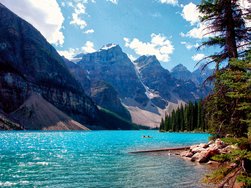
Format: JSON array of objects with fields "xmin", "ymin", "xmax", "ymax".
[
  {"xmin": 77, "ymin": 44, "xmax": 149, "ymax": 107},
  {"xmin": 0, "ymin": 109, "xmax": 23, "ymax": 130},
  {"xmin": 134, "ymin": 55, "xmax": 202, "ymax": 103},
  {"xmin": 0, "ymin": 3, "xmax": 212, "ymax": 129},
  {"xmin": 9, "ymin": 94, "xmax": 90, "ymax": 130},
  {"xmin": 64, "ymin": 58, "xmax": 131, "ymax": 121},
  {"xmin": 192, "ymin": 66, "xmax": 214, "ymax": 86},
  {"xmin": 0, "ymin": 3, "xmax": 101, "ymax": 129},
  {"xmin": 171, "ymin": 64, "xmax": 214, "ymax": 87},
  {"xmin": 63, "ymin": 57, "xmax": 91, "ymax": 94},
  {"xmin": 0, "ymin": 3, "xmax": 142, "ymax": 131},
  {"xmin": 73, "ymin": 45, "xmax": 211, "ymax": 127},
  {"xmin": 171, "ymin": 64, "xmax": 193, "ymax": 81},
  {"xmin": 90, "ymin": 80, "xmax": 131, "ymax": 120}
]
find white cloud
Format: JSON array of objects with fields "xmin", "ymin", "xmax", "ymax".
[
  {"xmin": 70, "ymin": 2, "xmax": 87, "ymax": 29},
  {"xmin": 84, "ymin": 29, "xmax": 94, "ymax": 34},
  {"xmin": 128, "ymin": 54, "xmax": 137, "ymax": 61},
  {"xmin": 124, "ymin": 33, "xmax": 174, "ymax": 62},
  {"xmin": 185, "ymin": 23, "xmax": 211, "ymax": 39},
  {"xmin": 107, "ymin": 0, "xmax": 118, "ymax": 4},
  {"xmin": 238, "ymin": 0, "xmax": 251, "ymax": 28},
  {"xmin": 0, "ymin": 0, "xmax": 65, "ymax": 45},
  {"xmin": 81, "ymin": 41, "xmax": 96, "ymax": 53},
  {"xmin": 67, "ymin": 2, "xmax": 74, "ymax": 7},
  {"xmin": 192, "ymin": 53, "xmax": 206, "ymax": 61},
  {"xmin": 180, "ymin": 2, "xmax": 213, "ymax": 39},
  {"xmin": 181, "ymin": 2, "xmax": 200, "ymax": 25},
  {"xmin": 159, "ymin": 0, "xmax": 178, "ymax": 5},
  {"xmin": 58, "ymin": 48, "xmax": 80, "ymax": 59},
  {"xmin": 181, "ymin": 41, "xmax": 200, "ymax": 50},
  {"xmin": 58, "ymin": 41, "xmax": 96, "ymax": 60}
]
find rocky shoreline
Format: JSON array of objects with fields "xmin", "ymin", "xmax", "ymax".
[{"xmin": 179, "ymin": 138, "xmax": 234, "ymax": 164}]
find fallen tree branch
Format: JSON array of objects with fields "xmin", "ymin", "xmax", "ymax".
[{"xmin": 218, "ymin": 166, "xmax": 242, "ymax": 188}]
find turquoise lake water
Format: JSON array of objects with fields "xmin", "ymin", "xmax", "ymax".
[{"xmin": 0, "ymin": 131, "xmax": 210, "ymax": 188}]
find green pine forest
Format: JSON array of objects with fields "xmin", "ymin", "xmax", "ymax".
[
  {"xmin": 159, "ymin": 101, "xmax": 206, "ymax": 132},
  {"xmin": 159, "ymin": 0, "xmax": 251, "ymax": 138},
  {"xmin": 159, "ymin": 0, "xmax": 251, "ymax": 186}
]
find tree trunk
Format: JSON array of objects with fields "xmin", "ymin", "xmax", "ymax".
[{"xmin": 225, "ymin": 0, "xmax": 238, "ymax": 59}]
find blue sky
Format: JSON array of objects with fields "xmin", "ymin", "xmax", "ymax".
[
  {"xmin": 58, "ymin": 0, "xmax": 209, "ymax": 71},
  {"xmin": 0, "ymin": 0, "xmax": 220, "ymax": 71}
]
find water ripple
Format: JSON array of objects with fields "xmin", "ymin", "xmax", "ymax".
[{"xmin": 0, "ymin": 131, "xmax": 210, "ymax": 187}]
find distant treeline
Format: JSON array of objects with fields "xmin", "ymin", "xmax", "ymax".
[{"xmin": 159, "ymin": 101, "xmax": 206, "ymax": 132}]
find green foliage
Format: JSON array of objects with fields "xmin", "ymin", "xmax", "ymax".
[
  {"xmin": 203, "ymin": 166, "xmax": 231, "ymax": 184},
  {"xmin": 197, "ymin": 0, "xmax": 249, "ymax": 62},
  {"xmin": 206, "ymin": 150, "xmax": 251, "ymax": 186},
  {"xmin": 237, "ymin": 174, "xmax": 251, "ymax": 187},
  {"xmin": 197, "ymin": 0, "xmax": 251, "ymax": 186},
  {"xmin": 159, "ymin": 101, "xmax": 205, "ymax": 132},
  {"xmin": 221, "ymin": 137, "xmax": 250, "ymax": 150},
  {"xmin": 212, "ymin": 150, "xmax": 251, "ymax": 163},
  {"xmin": 99, "ymin": 108, "xmax": 148, "ymax": 130},
  {"xmin": 205, "ymin": 53, "xmax": 251, "ymax": 137}
]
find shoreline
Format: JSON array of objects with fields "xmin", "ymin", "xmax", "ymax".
[{"xmin": 130, "ymin": 139, "xmax": 227, "ymax": 167}]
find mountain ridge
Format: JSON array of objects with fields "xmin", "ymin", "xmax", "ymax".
[
  {"xmin": 0, "ymin": 3, "xmax": 137, "ymax": 130},
  {"xmin": 71, "ymin": 44, "xmax": 212, "ymax": 127}
]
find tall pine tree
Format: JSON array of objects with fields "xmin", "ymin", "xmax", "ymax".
[{"xmin": 198, "ymin": 0, "xmax": 250, "ymax": 137}]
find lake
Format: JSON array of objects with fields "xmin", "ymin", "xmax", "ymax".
[{"xmin": 0, "ymin": 131, "xmax": 211, "ymax": 187}]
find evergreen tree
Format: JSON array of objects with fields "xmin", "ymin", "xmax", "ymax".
[
  {"xmin": 198, "ymin": 0, "xmax": 250, "ymax": 137},
  {"xmin": 180, "ymin": 105, "xmax": 185, "ymax": 131},
  {"xmin": 160, "ymin": 118, "xmax": 165, "ymax": 131},
  {"xmin": 160, "ymin": 102, "xmax": 206, "ymax": 132},
  {"xmin": 193, "ymin": 102, "xmax": 198, "ymax": 130},
  {"xmin": 197, "ymin": 100, "xmax": 204, "ymax": 131},
  {"xmin": 198, "ymin": 0, "xmax": 250, "ymax": 65},
  {"xmin": 188, "ymin": 102, "xmax": 194, "ymax": 131},
  {"xmin": 217, "ymin": 53, "xmax": 251, "ymax": 137},
  {"xmin": 171, "ymin": 110, "xmax": 176, "ymax": 132}
]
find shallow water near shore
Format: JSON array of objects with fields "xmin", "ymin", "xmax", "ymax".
[{"xmin": 0, "ymin": 131, "xmax": 211, "ymax": 187}]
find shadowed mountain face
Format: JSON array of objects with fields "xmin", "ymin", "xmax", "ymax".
[
  {"xmin": 0, "ymin": 3, "xmax": 98, "ymax": 125},
  {"xmin": 171, "ymin": 64, "xmax": 214, "ymax": 87},
  {"xmin": 77, "ymin": 44, "xmax": 149, "ymax": 107},
  {"xmin": 64, "ymin": 58, "xmax": 131, "ymax": 121},
  {"xmin": 134, "ymin": 56, "xmax": 203, "ymax": 103},
  {"xmin": 72, "ymin": 45, "xmax": 212, "ymax": 127},
  {"xmin": 90, "ymin": 81, "xmax": 131, "ymax": 120},
  {"xmin": 10, "ymin": 94, "xmax": 90, "ymax": 130},
  {"xmin": 0, "ymin": 109, "xmax": 23, "ymax": 130},
  {"xmin": 171, "ymin": 64, "xmax": 193, "ymax": 81},
  {"xmin": 0, "ymin": 3, "xmax": 213, "ymax": 129},
  {"xmin": 134, "ymin": 55, "xmax": 175, "ymax": 103}
]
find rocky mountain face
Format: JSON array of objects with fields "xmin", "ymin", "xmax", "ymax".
[
  {"xmin": 134, "ymin": 55, "xmax": 203, "ymax": 103},
  {"xmin": 0, "ymin": 3, "xmax": 213, "ymax": 129},
  {"xmin": 0, "ymin": 3, "xmax": 99, "ymax": 127},
  {"xmin": 0, "ymin": 109, "xmax": 23, "ymax": 130},
  {"xmin": 64, "ymin": 58, "xmax": 131, "ymax": 121},
  {"xmin": 73, "ymin": 45, "xmax": 211, "ymax": 127},
  {"xmin": 171, "ymin": 64, "xmax": 214, "ymax": 87},
  {"xmin": 63, "ymin": 57, "xmax": 91, "ymax": 94},
  {"xmin": 9, "ymin": 94, "xmax": 90, "ymax": 130},
  {"xmin": 77, "ymin": 44, "xmax": 149, "ymax": 107},
  {"xmin": 90, "ymin": 80, "xmax": 131, "ymax": 120},
  {"xmin": 171, "ymin": 64, "xmax": 193, "ymax": 81},
  {"xmin": 192, "ymin": 66, "xmax": 214, "ymax": 86}
]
